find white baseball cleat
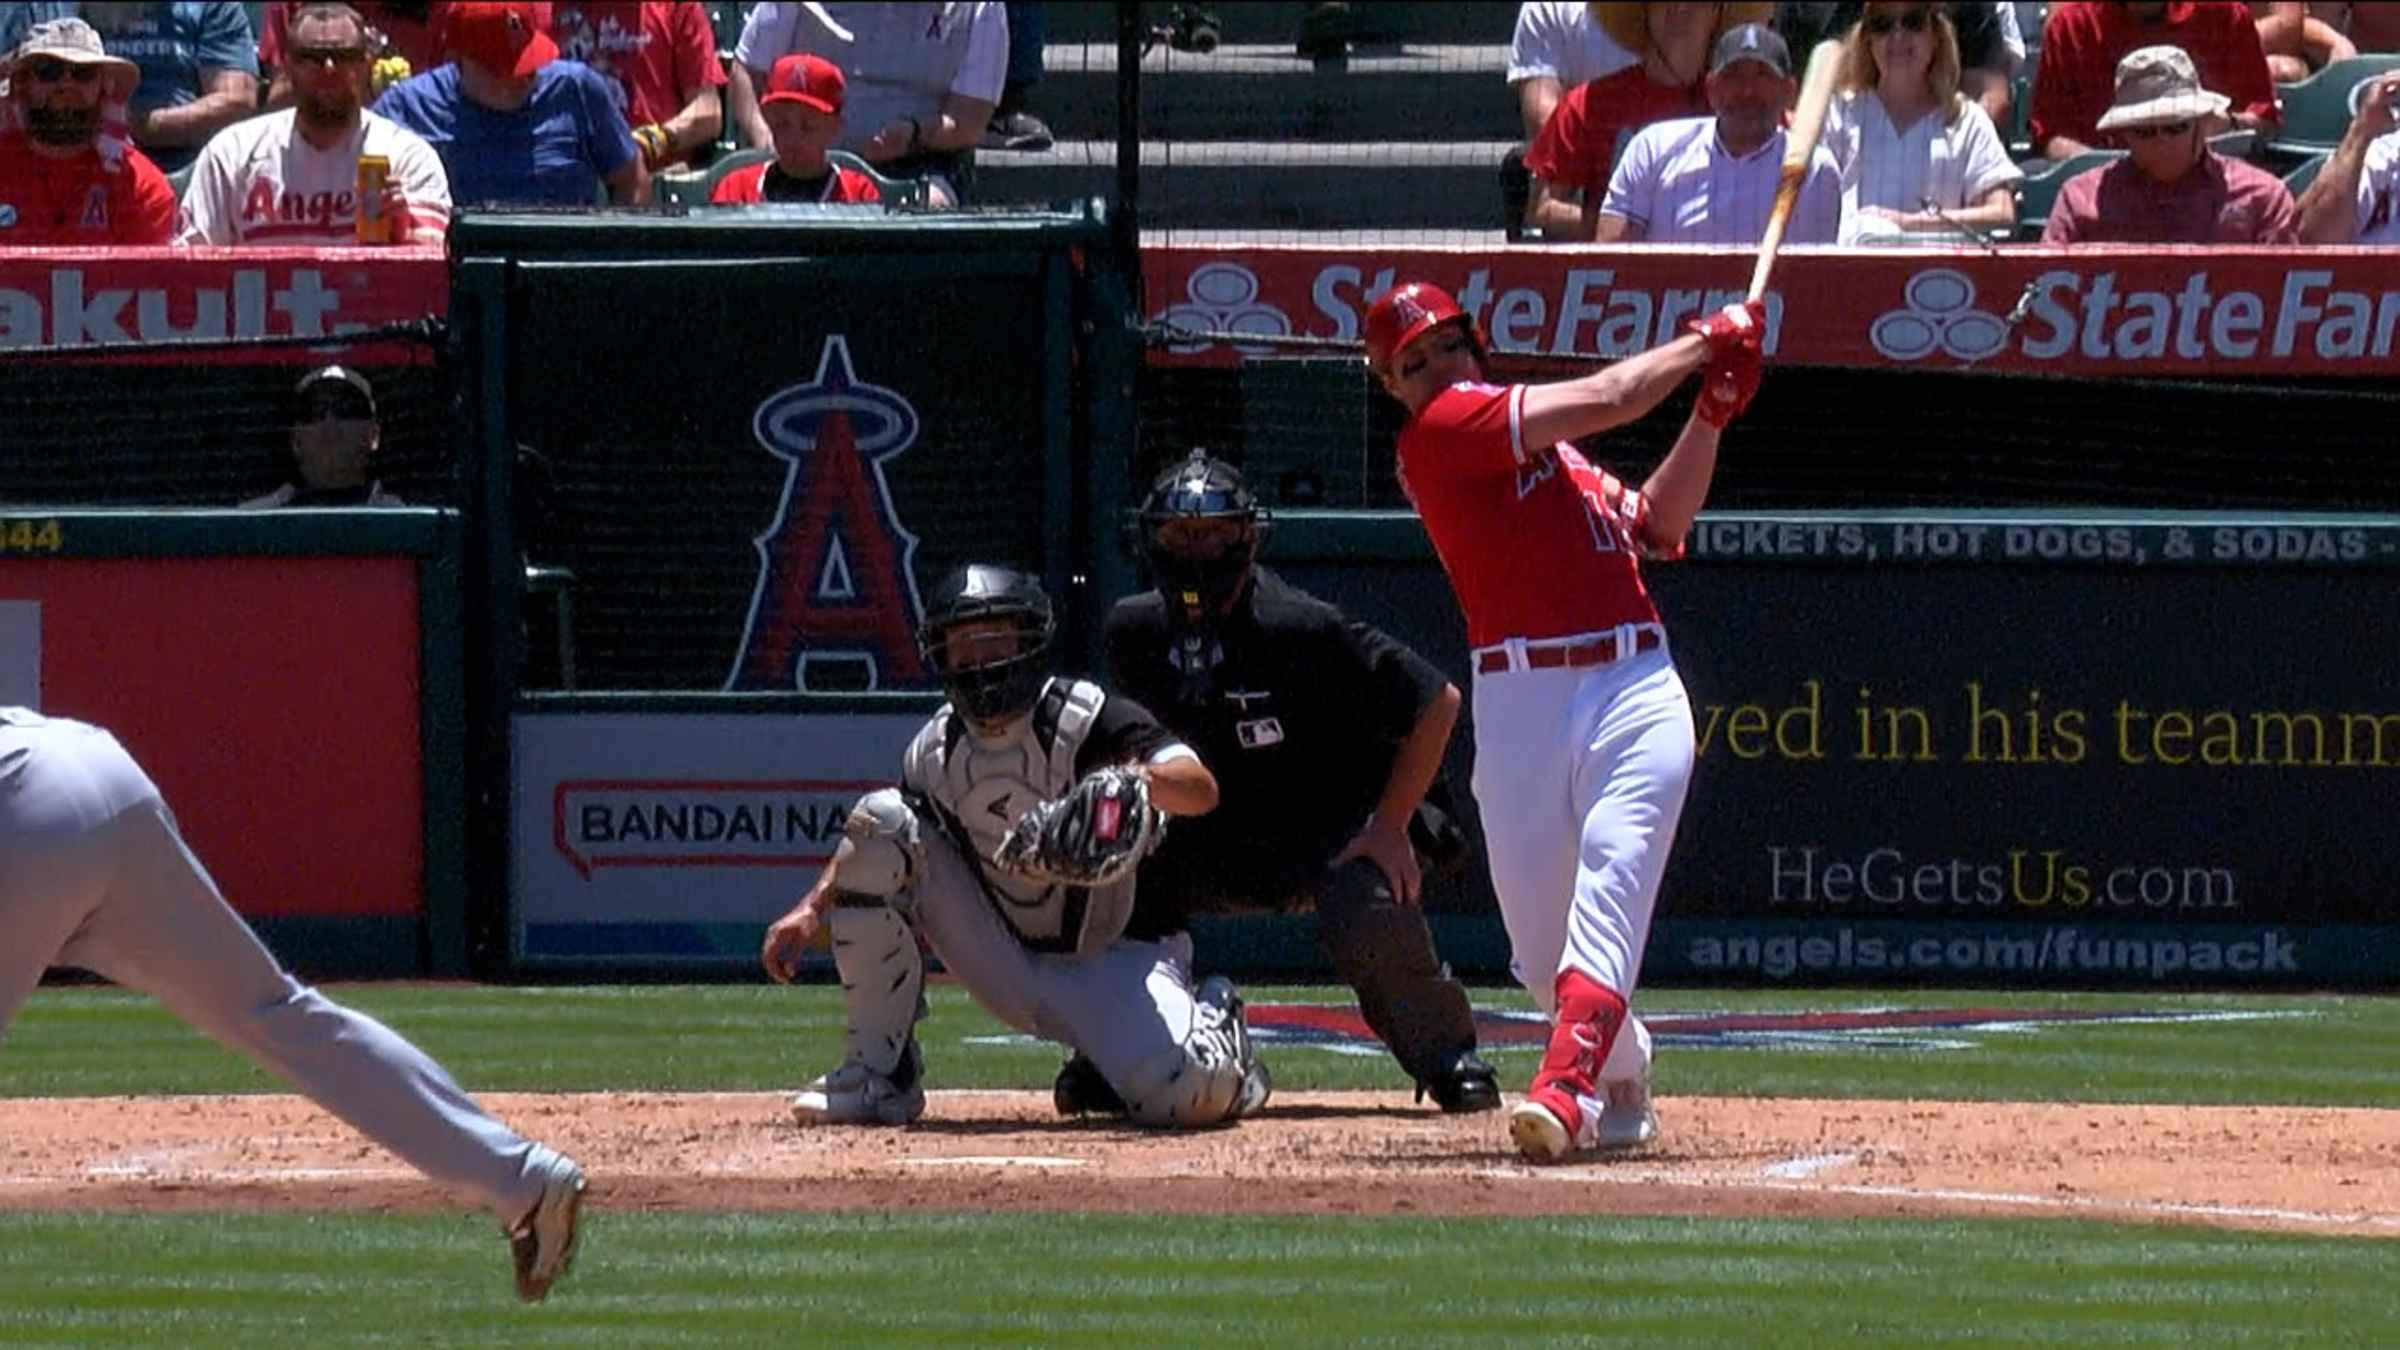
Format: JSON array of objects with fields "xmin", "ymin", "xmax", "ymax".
[
  {"xmin": 508, "ymin": 1146, "xmax": 586, "ymax": 1304},
  {"xmin": 790, "ymin": 1040, "xmax": 927, "ymax": 1126},
  {"xmin": 1508, "ymin": 1097, "xmax": 1575, "ymax": 1163},
  {"xmin": 1594, "ymin": 1073, "xmax": 1660, "ymax": 1151}
]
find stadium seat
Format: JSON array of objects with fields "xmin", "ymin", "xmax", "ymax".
[
  {"xmin": 2268, "ymin": 55, "xmax": 2400, "ymax": 157},
  {"xmin": 2282, "ymin": 151, "xmax": 2329, "ymax": 197},
  {"xmin": 654, "ymin": 170, "xmax": 710, "ymax": 206},
  {"xmin": 2012, "ymin": 149, "xmax": 2124, "ymax": 241},
  {"xmin": 698, "ymin": 146, "xmax": 773, "ymax": 201}
]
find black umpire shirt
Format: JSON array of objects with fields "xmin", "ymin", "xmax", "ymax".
[{"xmin": 1105, "ymin": 567, "xmax": 1449, "ymax": 935}]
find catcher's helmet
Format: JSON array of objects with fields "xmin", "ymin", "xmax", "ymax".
[
  {"xmin": 1361, "ymin": 281, "xmax": 1485, "ymax": 373},
  {"xmin": 1137, "ymin": 449, "xmax": 1269, "ymax": 624},
  {"xmin": 917, "ymin": 564, "xmax": 1055, "ymax": 729}
]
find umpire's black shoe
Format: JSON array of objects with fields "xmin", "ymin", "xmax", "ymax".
[
  {"xmin": 1417, "ymin": 1050, "xmax": 1502, "ymax": 1114},
  {"xmin": 1053, "ymin": 1053, "xmax": 1129, "ymax": 1117}
]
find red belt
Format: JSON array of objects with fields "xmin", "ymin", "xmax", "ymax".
[{"xmin": 1474, "ymin": 628, "xmax": 1662, "ymax": 676}]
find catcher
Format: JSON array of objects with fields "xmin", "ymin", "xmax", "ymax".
[{"xmin": 760, "ymin": 563, "xmax": 1272, "ymax": 1129}]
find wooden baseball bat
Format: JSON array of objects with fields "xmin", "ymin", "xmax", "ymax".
[{"xmin": 1747, "ymin": 39, "xmax": 1847, "ymax": 304}]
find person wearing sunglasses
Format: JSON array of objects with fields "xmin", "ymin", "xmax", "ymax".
[
  {"xmin": 2042, "ymin": 43, "xmax": 2297, "ymax": 242},
  {"xmin": 1775, "ymin": 2, "xmax": 2020, "ymax": 128},
  {"xmin": 242, "ymin": 364, "xmax": 408, "ymax": 508},
  {"xmin": 0, "ymin": 17, "xmax": 177, "ymax": 245},
  {"xmin": 2030, "ymin": 1, "xmax": 2279, "ymax": 161},
  {"xmin": 178, "ymin": 3, "xmax": 451, "ymax": 245},
  {"xmin": 0, "ymin": 3, "xmax": 263, "ymax": 177},
  {"xmin": 1822, "ymin": 2, "xmax": 2022, "ymax": 242}
]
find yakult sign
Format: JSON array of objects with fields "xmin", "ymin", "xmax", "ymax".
[
  {"xmin": 1144, "ymin": 246, "xmax": 2400, "ymax": 376},
  {"xmin": 0, "ymin": 247, "xmax": 447, "ymax": 360}
]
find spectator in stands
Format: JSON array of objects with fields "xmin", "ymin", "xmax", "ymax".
[
  {"xmin": 727, "ymin": 2, "xmax": 1005, "ymax": 208},
  {"xmin": 2309, "ymin": 3, "xmax": 2400, "ymax": 56},
  {"xmin": 2031, "ymin": 2, "xmax": 2278, "ymax": 159},
  {"xmin": 1523, "ymin": 2, "xmax": 1775, "ymax": 240},
  {"xmin": 244, "ymin": 365, "xmax": 406, "ymax": 508},
  {"xmin": 1823, "ymin": 1, "xmax": 2022, "ymax": 242},
  {"xmin": 708, "ymin": 52, "xmax": 882, "ymax": 204},
  {"xmin": 178, "ymin": 3, "xmax": 450, "ymax": 245},
  {"xmin": 1593, "ymin": 22, "xmax": 1843, "ymax": 242},
  {"xmin": 374, "ymin": 0, "xmax": 649, "ymax": 206},
  {"xmin": 548, "ymin": 2, "xmax": 726, "ymax": 172},
  {"xmin": 983, "ymin": 1, "xmax": 1052, "ymax": 151},
  {"xmin": 2042, "ymin": 44, "xmax": 2298, "ymax": 241},
  {"xmin": 2247, "ymin": 1, "xmax": 2353, "ymax": 83},
  {"xmin": 0, "ymin": 17, "xmax": 178, "ymax": 245},
  {"xmin": 1, "ymin": 2, "xmax": 262, "ymax": 176},
  {"xmin": 2293, "ymin": 69, "xmax": 2400, "ymax": 241},
  {"xmin": 1507, "ymin": 2, "xmax": 1637, "ymax": 142},
  {"xmin": 259, "ymin": 1, "xmax": 443, "ymax": 109},
  {"xmin": 1779, "ymin": 3, "xmax": 2018, "ymax": 128}
]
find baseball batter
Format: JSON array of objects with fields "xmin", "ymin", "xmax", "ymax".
[
  {"xmin": 1361, "ymin": 283, "xmax": 1764, "ymax": 1162},
  {"xmin": 0, "ymin": 707, "xmax": 585, "ymax": 1302},
  {"xmin": 760, "ymin": 564, "xmax": 1272, "ymax": 1129}
]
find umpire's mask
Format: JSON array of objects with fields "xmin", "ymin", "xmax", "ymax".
[{"xmin": 1138, "ymin": 449, "xmax": 1269, "ymax": 631}]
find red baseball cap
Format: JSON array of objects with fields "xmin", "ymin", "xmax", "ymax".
[
  {"xmin": 761, "ymin": 53, "xmax": 845, "ymax": 115},
  {"xmin": 446, "ymin": 1, "xmax": 557, "ymax": 78}
]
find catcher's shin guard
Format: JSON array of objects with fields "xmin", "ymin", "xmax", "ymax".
[
  {"xmin": 793, "ymin": 905, "xmax": 928, "ymax": 1125},
  {"xmin": 1118, "ymin": 975, "xmax": 1270, "ymax": 1128}
]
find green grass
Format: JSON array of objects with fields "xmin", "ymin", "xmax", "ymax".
[
  {"xmin": 0, "ymin": 1209, "xmax": 2388, "ymax": 1348},
  {"xmin": 4, "ymin": 982, "xmax": 2395, "ymax": 1108},
  {"xmin": 3, "ymin": 983, "xmax": 2394, "ymax": 1345}
]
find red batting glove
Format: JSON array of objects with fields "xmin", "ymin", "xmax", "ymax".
[
  {"xmin": 1694, "ymin": 344, "xmax": 1762, "ymax": 429},
  {"xmin": 1685, "ymin": 298, "xmax": 1767, "ymax": 357}
]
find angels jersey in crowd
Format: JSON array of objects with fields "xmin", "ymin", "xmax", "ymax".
[
  {"xmin": 176, "ymin": 108, "xmax": 451, "ymax": 245},
  {"xmin": 1395, "ymin": 379, "xmax": 1676, "ymax": 648}
]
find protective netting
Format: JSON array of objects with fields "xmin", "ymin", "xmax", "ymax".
[
  {"xmin": 1136, "ymin": 324, "xmax": 2400, "ymax": 512},
  {"xmin": 0, "ymin": 328, "xmax": 456, "ymax": 509}
]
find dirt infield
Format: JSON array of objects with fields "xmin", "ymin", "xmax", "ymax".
[{"xmin": 3, "ymin": 1092, "xmax": 2395, "ymax": 1238}]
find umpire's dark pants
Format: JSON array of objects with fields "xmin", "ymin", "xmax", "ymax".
[{"xmin": 1311, "ymin": 858, "xmax": 1478, "ymax": 1085}]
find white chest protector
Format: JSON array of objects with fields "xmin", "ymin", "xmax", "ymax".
[{"xmin": 902, "ymin": 678, "xmax": 1140, "ymax": 958}]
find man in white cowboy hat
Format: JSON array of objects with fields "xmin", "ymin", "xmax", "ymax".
[
  {"xmin": 2042, "ymin": 43, "xmax": 2297, "ymax": 243},
  {"xmin": 0, "ymin": 15, "xmax": 178, "ymax": 245}
]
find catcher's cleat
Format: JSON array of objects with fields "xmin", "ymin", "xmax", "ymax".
[
  {"xmin": 508, "ymin": 1146, "xmax": 586, "ymax": 1304},
  {"xmin": 791, "ymin": 1039, "xmax": 927, "ymax": 1126},
  {"xmin": 1227, "ymin": 1057, "xmax": 1274, "ymax": 1120},
  {"xmin": 1594, "ymin": 1071, "xmax": 1660, "ymax": 1150},
  {"xmin": 1053, "ymin": 1053, "xmax": 1130, "ymax": 1118},
  {"xmin": 1415, "ymin": 1050, "xmax": 1502, "ymax": 1114}
]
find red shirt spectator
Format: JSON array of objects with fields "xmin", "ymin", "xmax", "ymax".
[
  {"xmin": 549, "ymin": 2, "xmax": 727, "ymax": 168},
  {"xmin": 0, "ymin": 18, "xmax": 178, "ymax": 247},
  {"xmin": 708, "ymin": 159, "xmax": 881, "ymax": 204},
  {"xmin": 1523, "ymin": 66, "xmax": 1709, "ymax": 208},
  {"xmin": 2042, "ymin": 45, "xmax": 2298, "ymax": 242},
  {"xmin": 711, "ymin": 53, "xmax": 882, "ymax": 206},
  {"xmin": 2032, "ymin": 2, "xmax": 2279, "ymax": 157}
]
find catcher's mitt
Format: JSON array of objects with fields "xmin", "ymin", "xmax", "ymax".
[{"xmin": 992, "ymin": 765, "xmax": 1165, "ymax": 887}]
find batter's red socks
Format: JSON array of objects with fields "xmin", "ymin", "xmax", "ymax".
[{"xmin": 1525, "ymin": 970, "xmax": 1628, "ymax": 1138}]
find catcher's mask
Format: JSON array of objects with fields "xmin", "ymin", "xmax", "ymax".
[
  {"xmin": 918, "ymin": 563, "xmax": 1055, "ymax": 731},
  {"xmin": 1137, "ymin": 449, "xmax": 1269, "ymax": 628}
]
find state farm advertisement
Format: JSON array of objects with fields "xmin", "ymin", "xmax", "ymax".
[
  {"xmin": 1144, "ymin": 245, "xmax": 2400, "ymax": 376},
  {"xmin": 511, "ymin": 710, "xmax": 925, "ymax": 967},
  {"xmin": 0, "ymin": 245, "xmax": 445, "ymax": 358}
]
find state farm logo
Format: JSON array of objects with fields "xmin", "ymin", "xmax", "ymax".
[
  {"xmin": 1154, "ymin": 262, "xmax": 1292, "ymax": 355},
  {"xmin": 1869, "ymin": 269, "xmax": 2011, "ymax": 362}
]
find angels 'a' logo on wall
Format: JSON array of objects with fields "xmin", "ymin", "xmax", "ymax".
[{"xmin": 725, "ymin": 336, "xmax": 929, "ymax": 692}]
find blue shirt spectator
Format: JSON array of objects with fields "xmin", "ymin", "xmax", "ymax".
[
  {"xmin": 0, "ymin": 1, "xmax": 260, "ymax": 173},
  {"xmin": 375, "ymin": 63, "xmax": 640, "ymax": 207},
  {"xmin": 370, "ymin": 0, "xmax": 648, "ymax": 208}
]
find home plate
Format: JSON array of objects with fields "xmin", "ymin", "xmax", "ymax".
[{"xmin": 906, "ymin": 1156, "xmax": 1087, "ymax": 1169}]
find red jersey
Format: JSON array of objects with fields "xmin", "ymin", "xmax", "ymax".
[
  {"xmin": 1396, "ymin": 381, "xmax": 1677, "ymax": 648},
  {"xmin": 2031, "ymin": 2, "xmax": 2279, "ymax": 152},
  {"xmin": 0, "ymin": 134, "xmax": 177, "ymax": 246},
  {"xmin": 551, "ymin": 2, "xmax": 728, "ymax": 132},
  {"xmin": 709, "ymin": 161, "xmax": 883, "ymax": 205},
  {"xmin": 1521, "ymin": 64, "xmax": 1708, "ymax": 203}
]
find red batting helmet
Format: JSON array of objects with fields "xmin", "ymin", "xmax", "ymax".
[{"xmin": 1361, "ymin": 281, "xmax": 1484, "ymax": 372}]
